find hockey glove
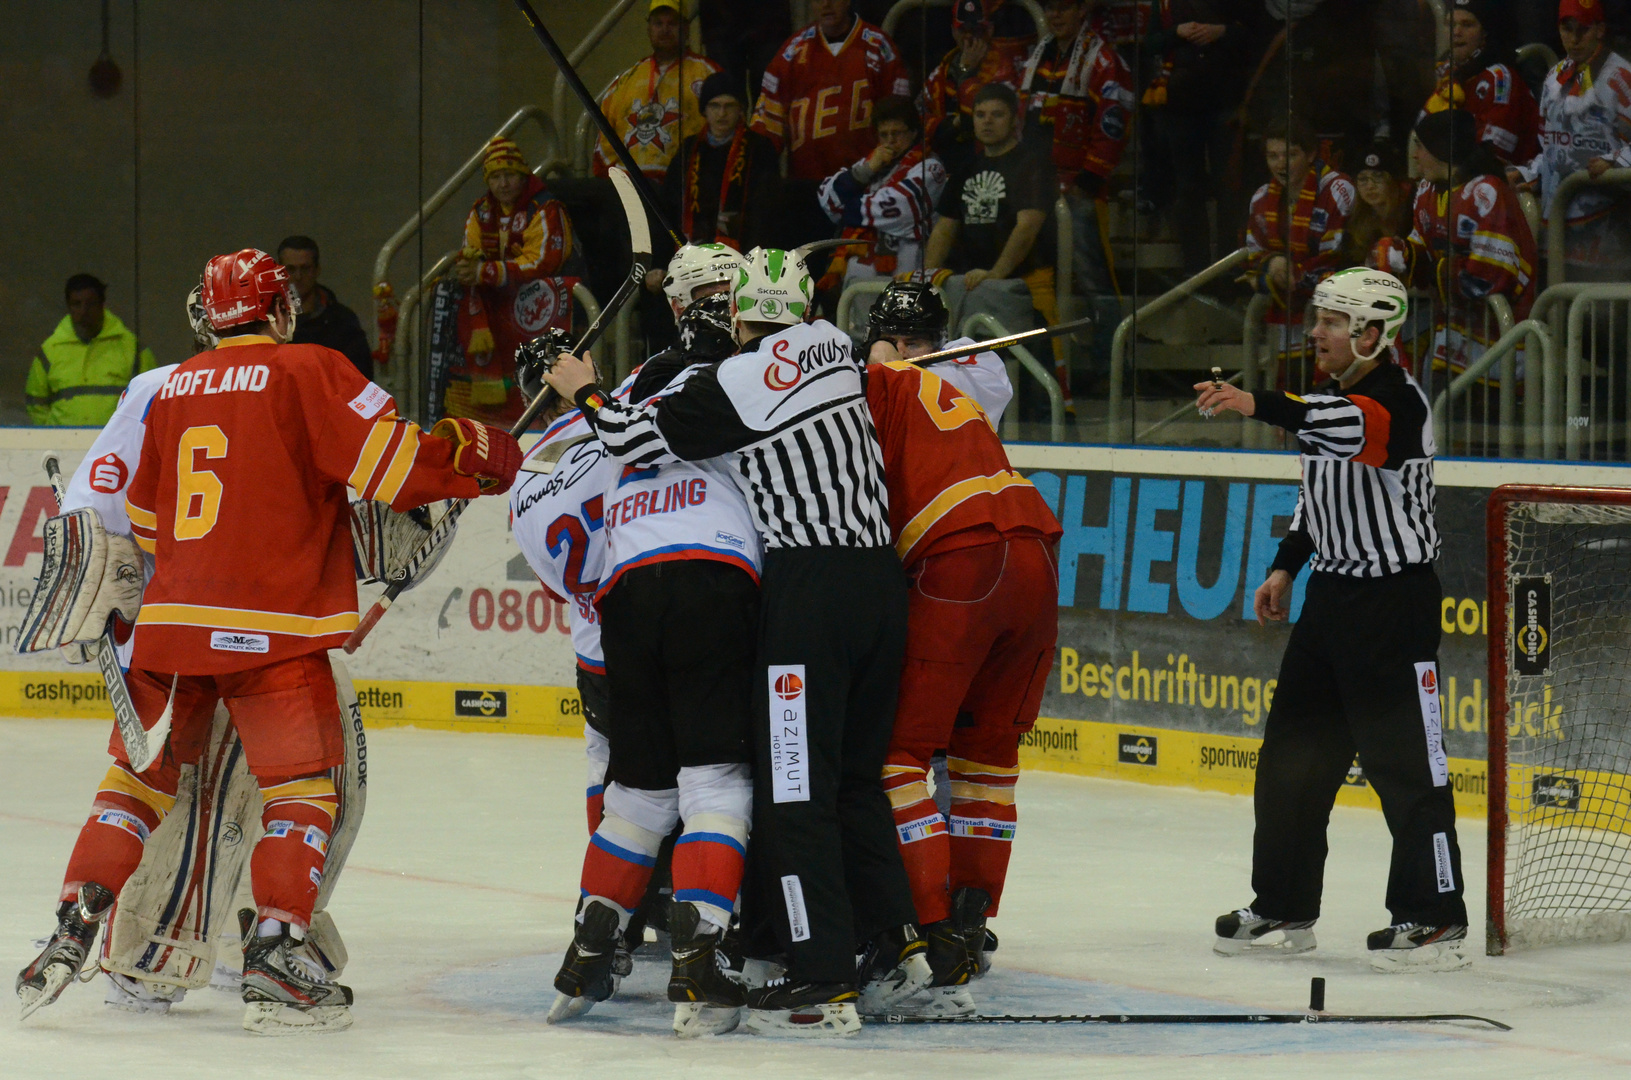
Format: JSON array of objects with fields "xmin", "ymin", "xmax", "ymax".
[
  {"xmin": 431, "ymin": 418, "xmax": 522, "ymax": 495},
  {"xmin": 16, "ymin": 508, "xmax": 143, "ymax": 654},
  {"xmin": 350, "ymin": 499, "xmax": 457, "ymax": 589}
]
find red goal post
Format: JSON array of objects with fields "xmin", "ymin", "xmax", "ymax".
[{"xmin": 1487, "ymin": 483, "xmax": 1631, "ymax": 956}]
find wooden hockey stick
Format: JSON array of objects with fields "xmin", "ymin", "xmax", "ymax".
[
  {"xmin": 901, "ymin": 312, "xmax": 1097, "ymax": 369},
  {"xmin": 41, "ymin": 453, "xmax": 170, "ymax": 773},
  {"xmin": 343, "ymin": 166, "xmax": 653, "ymax": 654}
]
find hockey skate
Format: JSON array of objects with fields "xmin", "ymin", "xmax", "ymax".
[
  {"xmin": 546, "ymin": 899, "xmax": 624, "ymax": 1023},
  {"xmin": 1366, "ymin": 922, "xmax": 1471, "ymax": 972},
  {"xmin": 104, "ymin": 971, "xmax": 186, "ymax": 1014},
  {"xmin": 241, "ymin": 927, "xmax": 354, "ymax": 1035},
  {"xmin": 1213, "ymin": 908, "xmax": 1317, "ymax": 955},
  {"xmin": 972, "ymin": 927, "xmax": 998, "ymax": 977},
  {"xmin": 667, "ymin": 901, "xmax": 745, "ymax": 1038},
  {"xmin": 856, "ymin": 923, "xmax": 933, "ymax": 1015},
  {"xmin": 908, "ymin": 921, "xmax": 975, "ymax": 1017},
  {"xmin": 17, "ymin": 883, "xmax": 114, "ymax": 1020},
  {"xmin": 744, "ymin": 977, "xmax": 862, "ymax": 1037}
]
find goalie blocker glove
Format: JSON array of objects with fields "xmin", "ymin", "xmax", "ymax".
[
  {"xmin": 430, "ymin": 417, "xmax": 523, "ymax": 494},
  {"xmin": 15, "ymin": 507, "xmax": 142, "ymax": 656}
]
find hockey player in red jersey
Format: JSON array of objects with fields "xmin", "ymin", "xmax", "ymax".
[
  {"xmin": 862, "ymin": 282, "xmax": 1062, "ymax": 1015},
  {"xmin": 16, "ymin": 249, "xmax": 521, "ymax": 1034}
]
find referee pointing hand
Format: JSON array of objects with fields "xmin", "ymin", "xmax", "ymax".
[{"xmin": 1195, "ymin": 268, "xmax": 1470, "ymax": 973}]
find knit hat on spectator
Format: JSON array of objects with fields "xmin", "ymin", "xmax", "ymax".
[
  {"xmin": 1414, "ymin": 109, "xmax": 1479, "ymax": 166},
  {"xmin": 1559, "ymin": 0, "xmax": 1606, "ymax": 24},
  {"xmin": 1453, "ymin": 0, "xmax": 1495, "ymax": 31},
  {"xmin": 700, "ymin": 70, "xmax": 744, "ymax": 107},
  {"xmin": 482, "ymin": 136, "xmax": 528, "ymax": 179},
  {"xmin": 1356, "ymin": 141, "xmax": 1405, "ymax": 178},
  {"xmin": 954, "ymin": 0, "xmax": 989, "ymax": 30}
]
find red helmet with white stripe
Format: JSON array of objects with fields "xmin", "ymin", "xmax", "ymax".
[{"xmin": 201, "ymin": 248, "xmax": 301, "ymax": 332}]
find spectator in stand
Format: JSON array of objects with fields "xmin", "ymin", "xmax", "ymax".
[
  {"xmin": 449, "ymin": 137, "xmax": 585, "ymax": 425},
  {"xmin": 924, "ymin": 84, "xmax": 1065, "ymax": 401},
  {"xmin": 697, "ymin": 0, "xmax": 791, "ymax": 105},
  {"xmin": 1018, "ymin": 0, "xmax": 1133, "ymax": 296},
  {"xmin": 26, "ymin": 274, "xmax": 156, "ymax": 427},
  {"xmin": 276, "ymin": 236, "xmax": 373, "ymax": 379},
  {"xmin": 986, "ymin": 0, "xmax": 1041, "ymax": 63},
  {"xmin": 1243, "ymin": 117, "xmax": 1356, "ymax": 368},
  {"xmin": 594, "ymin": 0, "xmax": 721, "ymax": 184},
  {"xmin": 1511, "ymin": 0, "xmax": 1631, "ymax": 282},
  {"xmin": 922, "ymin": 0, "xmax": 1023, "ymax": 176},
  {"xmin": 818, "ymin": 96, "xmax": 949, "ymax": 289},
  {"xmin": 660, "ymin": 71, "xmax": 780, "ymax": 252},
  {"xmin": 1143, "ymin": 0, "xmax": 1255, "ymax": 274},
  {"xmin": 1341, "ymin": 143, "xmax": 1411, "ymax": 268},
  {"xmin": 1378, "ymin": 110, "xmax": 1538, "ymax": 389},
  {"xmin": 1421, "ymin": 0, "xmax": 1541, "ymax": 169}
]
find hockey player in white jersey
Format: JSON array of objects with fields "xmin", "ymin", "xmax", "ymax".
[{"xmin": 862, "ymin": 281, "xmax": 1012, "ymax": 422}]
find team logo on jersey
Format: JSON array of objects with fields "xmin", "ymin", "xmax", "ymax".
[
  {"xmin": 514, "ymin": 279, "xmax": 560, "ymax": 335},
  {"xmin": 454, "ymin": 689, "xmax": 509, "ymax": 718},
  {"xmin": 88, "ymin": 453, "xmax": 129, "ymax": 494},
  {"xmin": 1117, "ymin": 734, "xmax": 1157, "ymax": 765}
]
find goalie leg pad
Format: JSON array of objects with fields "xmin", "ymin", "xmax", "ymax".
[
  {"xmin": 250, "ymin": 774, "xmax": 338, "ymax": 933},
  {"xmin": 581, "ymin": 784, "xmax": 678, "ymax": 918},
  {"xmin": 17, "ymin": 508, "xmax": 142, "ymax": 653},
  {"xmin": 61, "ymin": 760, "xmax": 181, "ymax": 904}
]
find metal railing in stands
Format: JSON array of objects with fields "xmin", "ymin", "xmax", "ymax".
[
  {"xmin": 961, "ymin": 312, "xmax": 1067, "ymax": 443},
  {"xmin": 1562, "ymin": 284, "xmax": 1631, "ymax": 460},
  {"xmin": 549, "ymin": 0, "xmax": 646, "ymax": 149},
  {"xmin": 1547, "ymin": 168, "xmax": 1631, "ymax": 288},
  {"xmin": 1106, "ymin": 248, "xmax": 1249, "ymax": 442}
]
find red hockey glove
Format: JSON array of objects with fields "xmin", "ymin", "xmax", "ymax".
[{"xmin": 431, "ymin": 418, "xmax": 522, "ymax": 495}]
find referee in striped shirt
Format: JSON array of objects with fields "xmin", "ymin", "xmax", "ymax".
[
  {"xmin": 1194, "ymin": 268, "xmax": 1470, "ymax": 973},
  {"xmin": 543, "ymin": 248, "xmax": 923, "ymax": 1033}
]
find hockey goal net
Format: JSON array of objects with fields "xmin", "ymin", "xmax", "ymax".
[{"xmin": 1488, "ymin": 484, "xmax": 1631, "ymax": 955}]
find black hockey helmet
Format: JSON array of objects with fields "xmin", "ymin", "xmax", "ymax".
[
  {"xmin": 867, "ymin": 281, "xmax": 950, "ymax": 349},
  {"xmin": 515, "ymin": 328, "xmax": 577, "ymax": 401},
  {"xmin": 677, "ymin": 291, "xmax": 736, "ymax": 359}
]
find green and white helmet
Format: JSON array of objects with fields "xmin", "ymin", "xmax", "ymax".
[
  {"xmin": 1311, "ymin": 267, "xmax": 1409, "ymax": 362},
  {"xmin": 732, "ymin": 247, "xmax": 813, "ymax": 326},
  {"xmin": 662, "ymin": 243, "xmax": 744, "ymax": 318}
]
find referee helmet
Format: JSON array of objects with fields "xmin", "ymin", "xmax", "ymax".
[
  {"xmin": 1311, "ymin": 268, "xmax": 1409, "ymax": 362},
  {"xmin": 732, "ymin": 247, "xmax": 813, "ymax": 326}
]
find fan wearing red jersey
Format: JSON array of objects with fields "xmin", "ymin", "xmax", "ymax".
[
  {"xmin": 862, "ymin": 283, "xmax": 1062, "ymax": 1016},
  {"xmin": 19, "ymin": 249, "xmax": 519, "ymax": 1036}
]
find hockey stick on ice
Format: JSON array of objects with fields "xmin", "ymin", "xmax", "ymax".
[
  {"xmin": 41, "ymin": 453, "xmax": 170, "ymax": 773},
  {"xmin": 343, "ymin": 166, "xmax": 653, "ymax": 654}
]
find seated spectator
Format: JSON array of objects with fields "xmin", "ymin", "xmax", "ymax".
[
  {"xmin": 27, "ymin": 274, "xmax": 156, "ymax": 426},
  {"xmin": 659, "ymin": 71, "xmax": 779, "ymax": 252},
  {"xmin": 1243, "ymin": 117, "xmax": 1355, "ymax": 367},
  {"xmin": 1377, "ymin": 109, "xmax": 1538, "ymax": 389},
  {"xmin": 449, "ymin": 137, "xmax": 585, "ymax": 425},
  {"xmin": 1018, "ymin": 0, "xmax": 1133, "ymax": 296},
  {"xmin": 1421, "ymin": 0, "xmax": 1540, "ymax": 168},
  {"xmin": 1341, "ymin": 142, "xmax": 1411, "ymax": 268},
  {"xmin": 985, "ymin": 0, "xmax": 1041, "ymax": 64},
  {"xmin": 922, "ymin": 0, "xmax": 1022, "ymax": 175},
  {"xmin": 1511, "ymin": 0, "xmax": 1631, "ymax": 282},
  {"xmin": 594, "ymin": 0, "xmax": 721, "ymax": 184},
  {"xmin": 923, "ymin": 84, "xmax": 1065, "ymax": 401},
  {"xmin": 276, "ymin": 235, "xmax": 373, "ymax": 379},
  {"xmin": 817, "ymin": 95, "xmax": 948, "ymax": 289}
]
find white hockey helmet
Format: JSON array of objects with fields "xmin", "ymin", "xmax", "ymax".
[
  {"xmin": 731, "ymin": 247, "xmax": 812, "ymax": 327},
  {"xmin": 185, "ymin": 281, "xmax": 218, "ymax": 350},
  {"xmin": 1310, "ymin": 267, "xmax": 1408, "ymax": 362},
  {"xmin": 662, "ymin": 243, "xmax": 745, "ymax": 319}
]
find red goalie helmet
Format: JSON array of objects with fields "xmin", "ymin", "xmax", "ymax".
[{"xmin": 201, "ymin": 248, "xmax": 301, "ymax": 332}]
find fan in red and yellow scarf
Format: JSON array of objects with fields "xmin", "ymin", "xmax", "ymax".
[
  {"xmin": 1243, "ymin": 119, "xmax": 1355, "ymax": 334},
  {"xmin": 1419, "ymin": 0, "xmax": 1540, "ymax": 167},
  {"xmin": 448, "ymin": 136, "xmax": 584, "ymax": 426}
]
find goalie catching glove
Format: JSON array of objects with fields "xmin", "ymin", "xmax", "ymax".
[
  {"xmin": 16, "ymin": 507, "xmax": 142, "ymax": 655},
  {"xmin": 350, "ymin": 499, "xmax": 457, "ymax": 589},
  {"xmin": 430, "ymin": 417, "xmax": 522, "ymax": 495}
]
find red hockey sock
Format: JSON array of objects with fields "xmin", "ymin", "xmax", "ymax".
[
  {"xmin": 947, "ymin": 757, "xmax": 1018, "ymax": 915},
  {"xmin": 250, "ymin": 774, "xmax": 339, "ymax": 932},
  {"xmin": 61, "ymin": 761, "xmax": 180, "ymax": 902},
  {"xmin": 580, "ymin": 814, "xmax": 662, "ymax": 917},
  {"xmin": 670, "ymin": 814, "xmax": 747, "ymax": 930},
  {"xmin": 883, "ymin": 760, "xmax": 952, "ymax": 925}
]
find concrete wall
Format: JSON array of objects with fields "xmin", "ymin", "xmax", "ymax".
[{"xmin": 0, "ymin": 0, "xmax": 653, "ymax": 423}]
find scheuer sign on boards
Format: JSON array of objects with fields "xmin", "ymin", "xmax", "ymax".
[{"xmin": 1513, "ymin": 576, "xmax": 1551, "ymax": 677}]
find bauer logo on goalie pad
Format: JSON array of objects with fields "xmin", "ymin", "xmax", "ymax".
[
  {"xmin": 768, "ymin": 665, "xmax": 809, "ymax": 803},
  {"xmin": 211, "ymin": 631, "xmax": 269, "ymax": 653},
  {"xmin": 1514, "ymin": 576, "xmax": 1551, "ymax": 676},
  {"xmin": 1117, "ymin": 734, "xmax": 1157, "ymax": 765},
  {"xmin": 1532, "ymin": 773, "xmax": 1582, "ymax": 810},
  {"xmin": 454, "ymin": 689, "xmax": 508, "ymax": 717}
]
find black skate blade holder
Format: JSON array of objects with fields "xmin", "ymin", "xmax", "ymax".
[{"xmin": 882, "ymin": 977, "xmax": 1511, "ymax": 1031}]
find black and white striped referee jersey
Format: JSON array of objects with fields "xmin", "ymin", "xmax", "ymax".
[
  {"xmin": 571, "ymin": 319, "xmax": 894, "ymax": 550},
  {"xmin": 1254, "ymin": 361, "xmax": 1439, "ymax": 579}
]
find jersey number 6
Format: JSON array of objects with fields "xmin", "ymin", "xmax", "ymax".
[{"xmin": 175, "ymin": 424, "xmax": 228, "ymax": 541}]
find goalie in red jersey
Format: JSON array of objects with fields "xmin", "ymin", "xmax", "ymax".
[
  {"xmin": 15, "ymin": 249, "xmax": 520, "ymax": 1034},
  {"xmin": 862, "ymin": 282, "xmax": 1062, "ymax": 1016}
]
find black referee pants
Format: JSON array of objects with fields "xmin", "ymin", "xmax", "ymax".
[
  {"xmin": 747, "ymin": 545, "xmax": 916, "ymax": 984},
  {"xmin": 1251, "ymin": 566, "xmax": 1468, "ymax": 927}
]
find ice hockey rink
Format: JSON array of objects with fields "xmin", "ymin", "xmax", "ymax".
[{"xmin": 5, "ymin": 718, "xmax": 1631, "ymax": 1080}]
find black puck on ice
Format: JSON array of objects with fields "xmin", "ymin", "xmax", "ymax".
[{"xmin": 1309, "ymin": 976, "xmax": 1326, "ymax": 1012}]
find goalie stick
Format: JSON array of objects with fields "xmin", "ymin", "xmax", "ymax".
[
  {"xmin": 41, "ymin": 453, "xmax": 170, "ymax": 773},
  {"xmin": 343, "ymin": 165, "xmax": 653, "ymax": 654}
]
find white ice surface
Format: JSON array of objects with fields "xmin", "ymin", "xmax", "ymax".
[{"xmin": 4, "ymin": 718, "xmax": 1631, "ymax": 1079}]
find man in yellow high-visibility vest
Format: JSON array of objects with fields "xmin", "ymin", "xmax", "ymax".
[{"xmin": 27, "ymin": 274, "xmax": 158, "ymax": 426}]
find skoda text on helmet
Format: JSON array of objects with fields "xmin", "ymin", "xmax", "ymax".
[
  {"xmin": 1310, "ymin": 267, "xmax": 1409, "ymax": 364},
  {"xmin": 663, "ymin": 243, "xmax": 746, "ymax": 320},
  {"xmin": 200, "ymin": 248, "xmax": 302, "ymax": 333},
  {"xmin": 868, "ymin": 281, "xmax": 951, "ymax": 350},
  {"xmin": 732, "ymin": 247, "xmax": 813, "ymax": 327}
]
